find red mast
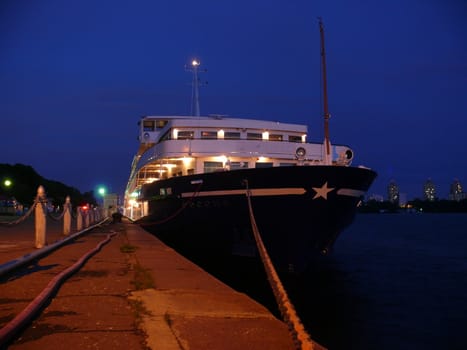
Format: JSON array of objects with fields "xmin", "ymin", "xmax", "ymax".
[{"xmin": 319, "ymin": 17, "xmax": 332, "ymax": 164}]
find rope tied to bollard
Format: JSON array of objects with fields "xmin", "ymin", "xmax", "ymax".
[
  {"xmin": 1, "ymin": 188, "xmax": 98, "ymax": 243},
  {"xmin": 0, "ymin": 202, "xmax": 36, "ymax": 226},
  {"xmin": 0, "ymin": 192, "xmax": 74, "ymax": 227},
  {"xmin": 243, "ymin": 179, "xmax": 323, "ymax": 350},
  {"xmin": 47, "ymin": 200, "xmax": 72, "ymax": 221},
  {"xmin": 0, "ymin": 186, "xmax": 48, "ymax": 227}
]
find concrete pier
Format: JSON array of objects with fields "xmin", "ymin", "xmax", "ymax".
[{"xmin": 0, "ymin": 218, "xmax": 297, "ymax": 349}]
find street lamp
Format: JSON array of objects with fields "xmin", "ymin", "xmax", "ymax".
[
  {"xmin": 96, "ymin": 185, "xmax": 107, "ymax": 218},
  {"xmin": 98, "ymin": 187, "xmax": 106, "ymax": 197},
  {"xmin": 97, "ymin": 186, "xmax": 107, "ymax": 208}
]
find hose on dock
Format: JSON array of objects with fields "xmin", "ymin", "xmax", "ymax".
[
  {"xmin": 244, "ymin": 180, "xmax": 321, "ymax": 350},
  {"xmin": 0, "ymin": 232, "xmax": 117, "ymax": 346}
]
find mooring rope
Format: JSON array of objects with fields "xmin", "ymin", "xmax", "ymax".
[
  {"xmin": 139, "ymin": 182, "xmax": 203, "ymax": 226},
  {"xmin": 243, "ymin": 180, "xmax": 320, "ymax": 350},
  {"xmin": 0, "ymin": 199, "xmax": 37, "ymax": 226},
  {"xmin": 47, "ymin": 204, "xmax": 70, "ymax": 221}
]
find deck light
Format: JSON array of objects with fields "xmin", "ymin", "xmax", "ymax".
[
  {"xmin": 182, "ymin": 157, "xmax": 193, "ymax": 167},
  {"xmin": 214, "ymin": 155, "xmax": 228, "ymax": 165}
]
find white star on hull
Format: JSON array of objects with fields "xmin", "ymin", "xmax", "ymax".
[{"xmin": 312, "ymin": 181, "xmax": 335, "ymax": 200}]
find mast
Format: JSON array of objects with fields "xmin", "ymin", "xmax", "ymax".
[
  {"xmin": 319, "ymin": 18, "xmax": 332, "ymax": 165},
  {"xmin": 187, "ymin": 59, "xmax": 206, "ymax": 117},
  {"xmin": 192, "ymin": 60, "xmax": 200, "ymax": 116}
]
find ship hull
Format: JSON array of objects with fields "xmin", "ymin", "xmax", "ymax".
[{"xmin": 136, "ymin": 165, "xmax": 376, "ymax": 272}]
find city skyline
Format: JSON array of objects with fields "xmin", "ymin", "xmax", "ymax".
[{"xmin": 371, "ymin": 177, "xmax": 466, "ymax": 202}]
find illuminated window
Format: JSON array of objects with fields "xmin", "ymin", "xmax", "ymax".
[
  {"xmin": 138, "ymin": 171, "xmax": 161, "ymax": 179},
  {"xmin": 155, "ymin": 120, "xmax": 168, "ymax": 129},
  {"xmin": 247, "ymin": 133, "xmax": 262, "ymax": 140},
  {"xmin": 224, "ymin": 132, "xmax": 240, "ymax": 140},
  {"xmin": 230, "ymin": 162, "xmax": 248, "ymax": 170},
  {"xmin": 204, "ymin": 161, "xmax": 223, "ymax": 173},
  {"xmin": 201, "ymin": 131, "xmax": 217, "ymax": 139},
  {"xmin": 143, "ymin": 121, "xmax": 155, "ymax": 131},
  {"xmin": 288, "ymin": 135, "xmax": 302, "ymax": 143},
  {"xmin": 269, "ymin": 134, "xmax": 283, "ymax": 141},
  {"xmin": 178, "ymin": 131, "xmax": 194, "ymax": 139}
]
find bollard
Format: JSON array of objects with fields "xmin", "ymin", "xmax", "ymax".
[
  {"xmin": 35, "ymin": 185, "xmax": 47, "ymax": 249},
  {"xmin": 63, "ymin": 196, "xmax": 71, "ymax": 235},
  {"xmin": 77, "ymin": 207, "xmax": 83, "ymax": 231},
  {"xmin": 89, "ymin": 206, "xmax": 94, "ymax": 224},
  {"xmin": 88, "ymin": 207, "xmax": 92, "ymax": 224},
  {"xmin": 84, "ymin": 203, "xmax": 90, "ymax": 228}
]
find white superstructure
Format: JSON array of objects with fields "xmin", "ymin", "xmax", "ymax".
[{"xmin": 125, "ymin": 115, "xmax": 354, "ymax": 204}]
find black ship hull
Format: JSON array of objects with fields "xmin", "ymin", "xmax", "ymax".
[{"xmin": 137, "ymin": 165, "xmax": 376, "ymax": 272}]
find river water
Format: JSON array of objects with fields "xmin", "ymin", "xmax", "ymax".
[
  {"xmin": 286, "ymin": 213, "xmax": 467, "ymax": 350},
  {"xmin": 207, "ymin": 213, "xmax": 467, "ymax": 350}
]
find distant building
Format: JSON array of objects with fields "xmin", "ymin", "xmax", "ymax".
[
  {"xmin": 103, "ymin": 193, "xmax": 119, "ymax": 216},
  {"xmin": 399, "ymin": 193, "xmax": 407, "ymax": 207},
  {"xmin": 449, "ymin": 179, "xmax": 466, "ymax": 201},
  {"xmin": 387, "ymin": 180, "xmax": 399, "ymax": 205},
  {"xmin": 423, "ymin": 178, "xmax": 436, "ymax": 201}
]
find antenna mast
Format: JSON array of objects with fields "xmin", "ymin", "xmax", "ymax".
[
  {"xmin": 187, "ymin": 59, "xmax": 206, "ymax": 117},
  {"xmin": 319, "ymin": 18, "xmax": 332, "ymax": 165}
]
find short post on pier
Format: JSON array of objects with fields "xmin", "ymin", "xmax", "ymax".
[
  {"xmin": 35, "ymin": 185, "xmax": 47, "ymax": 249},
  {"xmin": 84, "ymin": 203, "xmax": 90, "ymax": 228},
  {"xmin": 63, "ymin": 196, "xmax": 71, "ymax": 236},
  {"xmin": 89, "ymin": 205, "xmax": 94, "ymax": 224},
  {"xmin": 77, "ymin": 207, "xmax": 83, "ymax": 231}
]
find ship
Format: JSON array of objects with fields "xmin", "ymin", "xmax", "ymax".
[{"xmin": 124, "ymin": 20, "xmax": 377, "ymax": 272}]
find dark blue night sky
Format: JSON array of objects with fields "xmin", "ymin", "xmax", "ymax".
[{"xmin": 1, "ymin": 0, "xmax": 466, "ymax": 200}]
